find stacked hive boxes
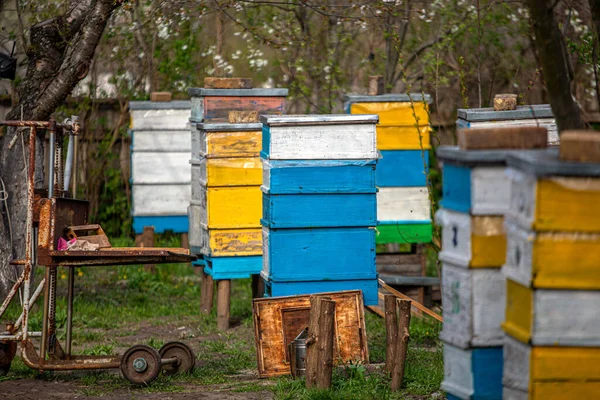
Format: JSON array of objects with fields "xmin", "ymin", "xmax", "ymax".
[
  {"xmin": 187, "ymin": 87, "xmax": 288, "ymax": 279},
  {"xmin": 129, "ymin": 100, "xmax": 191, "ymax": 234},
  {"xmin": 436, "ymin": 146, "xmax": 511, "ymax": 400},
  {"xmin": 457, "ymin": 105, "xmax": 559, "ymax": 146},
  {"xmin": 259, "ymin": 115, "xmax": 380, "ymax": 305},
  {"xmin": 344, "ymin": 94, "xmax": 432, "ymax": 245},
  {"xmin": 502, "ymin": 148, "xmax": 600, "ymax": 399}
]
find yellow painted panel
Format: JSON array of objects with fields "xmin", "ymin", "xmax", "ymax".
[
  {"xmin": 377, "ymin": 126, "xmax": 431, "ymax": 150},
  {"xmin": 471, "ymin": 235, "xmax": 506, "ymax": 267},
  {"xmin": 502, "ymin": 279, "xmax": 532, "ymax": 344},
  {"xmin": 205, "ymin": 130, "xmax": 261, "ymax": 157},
  {"xmin": 350, "ymin": 102, "xmax": 429, "ymax": 126},
  {"xmin": 206, "ymin": 186, "xmax": 262, "ymax": 229},
  {"xmin": 531, "ymin": 346, "xmax": 600, "ymax": 382},
  {"xmin": 207, "ymin": 228, "xmax": 262, "ymax": 256},
  {"xmin": 536, "ymin": 178, "xmax": 600, "ymax": 232},
  {"xmin": 532, "ymin": 382, "xmax": 600, "ymax": 400},
  {"xmin": 205, "ymin": 157, "xmax": 262, "ymax": 186},
  {"xmin": 533, "ymin": 233, "xmax": 600, "ymax": 289}
]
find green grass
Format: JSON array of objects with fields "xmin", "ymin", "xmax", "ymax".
[{"xmin": 0, "ymin": 234, "xmax": 443, "ymax": 397}]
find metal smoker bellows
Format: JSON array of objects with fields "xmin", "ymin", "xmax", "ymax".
[{"xmin": 289, "ymin": 328, "xmax": 308, "ymax": 378}]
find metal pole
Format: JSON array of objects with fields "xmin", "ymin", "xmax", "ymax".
[
  {"xmin": 64, "ymin": 134, "xmax": 74, "ymax": 191},
  {"xmin": 66, "ymin": 266, "xmax": 74, "ymax": 357},
  {"xmin": 40, "ymin": 267, "xmax": 50, "ymax": 365},
  {"xmin": 22, "ymin": 126, "xmax": 37, "ymax": 343},
  {"xmin": 48, "ymin": 121, "xmax": 56, "ymax": 198}
]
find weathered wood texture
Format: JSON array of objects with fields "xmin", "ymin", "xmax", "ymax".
[
  {"xmin": 252, "ymin": 290, "xmax": 369, "ymax": 378},
  {"xmin": 493, "ymin": 94, "xmax": 517, "ymax": 111},
  {"xmin": 384, "ymin": 295, "xmax": 399, "ymax": 375},
  {"xmin": 391, "ymin": 299, "xmax": 411, "ymax": 391},
  {"xmin": 559, "ymin": 130, "xmax": 600, "ymax": 163},
  {"xmin": 305, "ymin": 296, "xmax": 335, "ymax": 389},
  {"xmin": 457, "ymin": 126, "xmax": 548, "ymax": 150},
  {"xmin": 378, "ymin": 279, "xmax": 443, "ymax": 322},
  {"xmin": 217, "ymin": 279, "xmax": 231, "ymax": 330},
  {"xmin": 202, "ymin": 97, "xmax": 285, "ymax": 122},
  {"xmin": 194, "ymin": 227, "xmax": 262, "ymax": 257},
  {"xmin": 192, "ymin": 127, "xmax": 262, "ymax": 158},
  {"xmin": 204, "ymin": 77, "xmax": 253, "ymax": 89},
  {"xmin": 200, "ymin": 270, "xmax": 214, "ymax": 314},
  {"xmin": 150, "ymin": 92, "xmax": 173, "ymax": 102},
  {"xmin": 229, "ymin": 110, "xmax": 259, "ymax": 123}
]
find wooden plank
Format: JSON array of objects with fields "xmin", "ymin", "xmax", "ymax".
[
  {"xmin": 194, "ymin": 186, "xmax": 262, "ymax": 229},
  {"xmin": 559, "ymin": 130, "xmax": 600, "ymax": 163},
  {"xmin": 392, "ymin": 299, "xmax": 411, "ymax": 391},
  {"xmin": 204, "ymin": 77, "xmax": 253, "ymax": 89},
  {"xmin": 305, "ymin": 296, "xmax": 335, "ymax": 389},
  {"xmin": 465, "ymin": 118, "xmax": 559, "ymax": 146},
  {"xmin": 379, "ymin": 275, "xmax": 439, "ymax": 286},
  {"xmin": 197, "ymin": 227, "xmax": 262, "ymax": 257},
  {"xmin": 132, "ymin": 184, "xmax": 190, "ymax": 216},
  {"xmin": 193, "ymin": 129, "xmax": 261, "ymax": 158},
  {"xmin": 377, "ymin": 187, "xmax": 430, "ymax": 222},
  {"xmin": 150, "ymin": 92, "xmax": 172, "ymax": 102},
  {"xmin": 378, "ymin": 279, "xmax": 442, "ymax": 322},
  {"xmin": 132, "ymin": 130, "xmax": 190, "ymax": 152},
  {"xmin": 457, "ymin": 126, "xmax": 547, "ymax": 150},
  {"xmin": 130, "ymin": 109, "xmax": 190, "ymax": 130},
  {"xmin": 132, "ymin": 152, "xmax": 191, "ymax": 184},
  {"xmin": 192, "ymin": 157, "xmax": 262, "ymax": 187},
  {"xmin": 252, "ymin": 290, "xmax": 369, "ymax": 378},
  {"xmin": 229, "ymin": 110, "xmax": 259, "ymax": 123},
  {"xmin": 264, "ymin": 123, "xmax": 377, "ymax": 160}
]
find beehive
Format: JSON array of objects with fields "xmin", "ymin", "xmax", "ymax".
[
  {"xmin": 129, "ymin": 100, "xmax": 191, "ymax": 233},
  {"xmin": 345, "ymin": 94, "xmax": 432, "ymax": 245},
  {"xmin": 260, "ymin": 115, "xmax": 379, "ymax": 305},
  {"xmin": 502, "ymin": 147, "xmax": 600, "ymax": 399}
]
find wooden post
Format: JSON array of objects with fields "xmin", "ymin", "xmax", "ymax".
[
  {"xmin": 216, "ymin": 279, "xmax": 231, "ymax": 330},
  {"xmin": 368, "ymin": 75, "xmax": 384, "ymax": 96},
  {"xmin": 391, "ymin": 299, "xmax": 411, "ymax": 391},
  {"xmin": 180, "ymin": 232, "xmax": 189, "ymax": 249},
  {"xmin": 141, "ymin": 226, "xmax": 155, "ymax": 272},
  {"xmin": 251, "ymin": 274, "xmax": 264, "ymax": 299},
  {"xmin": 305, "ymin": 295, "xmax": 336, "ymax": 389},
  {"xmin": 200, "ymin": 270, "xmax": 214, "ymax": 315},
  {"xmin": 384, "ymin": 294, "xmax": 399, "ymax": 375}
]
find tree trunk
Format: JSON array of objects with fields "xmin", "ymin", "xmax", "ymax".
[
  {"xmin": 0, "ymin": 0, "xmax": 123, "ymax": 298},
  {"xmin": 526, "ymin": 0, "xmax": 585, "ymax": 133}
]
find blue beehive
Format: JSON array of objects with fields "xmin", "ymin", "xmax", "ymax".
[{"xmin": 259, "ymin": 115, "xmax": 380, "ymax": 305}]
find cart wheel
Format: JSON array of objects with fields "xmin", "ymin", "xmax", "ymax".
[
  {"xmin": 159, "ymin": 341, "xmax": 196, "ymax": 376},
  {"xmin": 120, "ymin": 344, "xmax": 161, "ymax": 385}
]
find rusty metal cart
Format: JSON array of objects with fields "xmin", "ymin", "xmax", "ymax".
[{"xmin": 0, "ymin": 118, "xmax": 196, "ymax": 384}]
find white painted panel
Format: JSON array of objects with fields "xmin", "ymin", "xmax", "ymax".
[
  {"xmin": 533, "ymin": 289, "xmax": 600, "ymax": 346},
  {"xmin": 441, "ymin": 344, "xmax": 474, "ymax": 399},
  {"xmin": 130, "ymin": 109, "xmax": 191, "ymax": 130},
  {"xmin": 267, "ymin": 124, "xmax": 377, "ymax": 159},
  {"xmin": 503, "ymin": 335, "xmax": 530, "ymax": 392},
  {"xmin": 132, "ymin": 130, "xmax": 190, "ymax": 152},
  {"xmin": 468, "ymin": 118, "xmax": 559, "ymax": 146},
  {"xmin": 502, "ymin": 386, "xmax": 528, "ymax": 400},
  {"xmin": 377, "ymin": 187, "xmax": 430, "ymax": 222},
  {"xmin": 506, "ymin": 168, "xmax": 537, "ymax": 231},
  {"xmin": 471, "ymin": 167, "xmax": 510, "ymax": 215},
  {"xmin": 132, "ymin": 184, "xmax": 190, "ymax": 216},
  {"xmin": 436, "ymin": 209, "xmax": 472, "ymax": 267},
  {"xmin": 502, "ymin": 221, "xmax": 534, "ymax": 287},
  {"xmin": 440, "ymin": 262, "xmax": 505, "ymax": 348},
  {"xmin": 131, "ymin": 152, "xmax": 191, "ymax": 184},
  {"xmin": 188, "ymin": 204, "xmax": 202, "ymax": 248}
]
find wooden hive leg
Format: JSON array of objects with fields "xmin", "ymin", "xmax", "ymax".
[
  {"xmin": 251, "ymin": 274, "xmax": 264, "ymax": 299},
  {"xmin": 200, "ymin": 271, "xmax": 214, "ymax": 315},
  {"xmin": 216, "ymin": 279, "xmax": 231, "ymax": 330}
]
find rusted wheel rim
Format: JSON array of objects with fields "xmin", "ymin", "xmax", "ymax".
[
  {"xmin": 159, "ymin": 341, "xmax": 195, "ymax": 376},
  {"xmin": 120, "ymin": 344, "xmax": 161, "ymax": 385}
]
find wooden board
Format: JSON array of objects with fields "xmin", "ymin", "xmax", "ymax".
[
  {"xmin": 190, "ymin": 227, "xmax": 262, "ymax": 257},
  {"xmin": 131, "ymin": 152, "xmax": 191, "ymax": 184},
  {"xmin": 262, "ymin": 227, "xmax": 376, "ymax": 281},
  {"xmin": 377, "ymin": 150, "xmax": 429, "ymax": 187},
  {"xmin": 252, "ymin": 290, "xmax": 369, "ymax": 378},
  {"xmin": 507, "ymin": 168, "xmax": 600, "ymax": 232},
  {"xmin": 376, "ymin": 126, "xmax": 431, "ymax": 150},
  {"xmin": 457, "ymin": 126, "xmax": 547, "ymax": 150},
  {"xmin": 503, "ymin": 335, "xmax": 600, "ymax": 399},
  {"xmin": 441, "ymin": 164, "xmax": 510, "ymax": 215},
  {"xmin": 192, "ymin": 186, "xmax": 262, "ymax": 229},
  {"xmin": 503, "ymin": 278, "xmax": 600, "ymax": 346},
  {"xmin": 377, "ymin": 187, "xmax": 430, "ymax": 222},
  {"xmin": 130, "ymin": 109, "xmax": 191, "ymax": 130},
  {"xmin": 262, "ymin": 123, "xmax": 377, "ymax": 160},
  {"xmin": 131, "ymin": 130, "xmax": 190, "ymax": 152},
  {"xmin": 349, "ymin": 102, "xmax": 429, "ymax": 126},
  {"xmin": 191, "ymin": 157, "xmax": 262, "ymax": 187},
  {"xmin": 202, "ymin": 256, "xmax": 262, "ymax": 280},
  {"xmin": 440, "ymin": 262, "xmax": 505, "ymax": 348},
  {"xmin": 192, "ymin": 128, "xmax": 261, "ymax": 158},
  {"xmin": 504, "ymin": 221, "xmax": 600, "ymax": 289},
  {"xmin": 262, "ymin": 192, "xmax": 377, "ymax": 228},
  {"xmin": 262, "ymin": 159, "xmax": 377, "ymax": 194},
  {"xmin": 436, "ymin": 209, "xmax": 506, "ymax": 268},
  {"xmin": 440, "ymin": 343, "xmax": 503, "ymax": 400},
  {"xmin": 375, "ymin": 222, "xmax": 432, "ymax": 244},
  {"xmin": 132, "ymin": 184, "xmax": 190, "ymax": 216},
  {"xmin": 457, "ymin": 118, "xmax": 559, "ymax": 146}
]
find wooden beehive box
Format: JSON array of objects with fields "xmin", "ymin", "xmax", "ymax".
[{"xmin": 252, "ymin": 290, "xmax": 369, "ymax": 378}]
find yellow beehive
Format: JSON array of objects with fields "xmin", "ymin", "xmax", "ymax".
[
  {"xmin": 198, "ymin": 129, "xmax": 262, "ymax": 158},
  {"xmin": 198, "ymin": 186, "xmax": 262, "ymax": 229},
  {"xmin": 200, "ymin": 157, "xmax": 262, "ymax": 187},
  {"xmin": 201, "ymin": 227, "xmax": 262, "ymax": 256}
]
